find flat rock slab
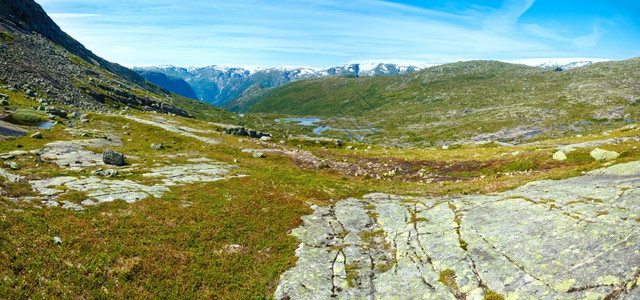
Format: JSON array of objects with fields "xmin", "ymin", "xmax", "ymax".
[
  {"xmin": 0, "ymin": 120, "xmax": 28, "ymax": 138},
  {"xmin": 30, "ymin": 161, "xmax": 241, "ymax": 206},
  {"xmin": 41, "ymin": 137, "xmax": 122, "ymax": 170},
  {"xmin": 276, "ymin": 161, "xmax": 640, "ymax": 299},
  {"xmin": 125, "ymin": 116, "xmax": 218, "ymax": 144},
  {"xmin": 143, "ymin": 163, "xmax": 244, "ymax": 186}
]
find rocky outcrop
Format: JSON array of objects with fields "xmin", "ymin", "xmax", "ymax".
[
  {"xmin": 0, "ymin": 1, "xmax": 193, "ymax": 117},
  {"xmin": 211, "ymin": 123, "xmax": 271, "ymax": 139},
  {"xmin": 276, "ymin": 161, "xmax": 640, "ymax": 299},
  {"xmin": 0, "ymin": 0, "xmax": 145, "ymax": 86}
]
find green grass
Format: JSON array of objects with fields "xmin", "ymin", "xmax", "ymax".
[
  {"xmin": 438, "ymin": 269, "xmax": 459, "ymax": 290},
  {"xmin": 238, "ymin": 58, "xmax": 640, "ymax": 145},
  {"xmin": 9, "ymin": 109, "xmax": 47, "ymax": 126},
  {"xmin": 0, "ymin": 32, "xmax": 15, "ymax": 42},
  {"xmin": 2, "ymin": 111, "xmax": 640, "ymax": 298}
]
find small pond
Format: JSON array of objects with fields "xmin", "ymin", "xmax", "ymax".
[
  {"xmin": 277, "ymin": 117, "xmax": 380, "ymax": 141},
  {"xmin": 36, "ymin": 121, "xmax": 55, "ymax": 129}
]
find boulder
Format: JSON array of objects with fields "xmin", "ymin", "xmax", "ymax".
[
  {"xmin": 102, "ymin": 149, "xmax": 126, "ymax": 166},
  {"xmin": 25, "ymin": 89, "xmax": 37, "ymax": 97},
  {"xmin": 553, "ymin": 151, "xmax": 567, "ymax": 161},
  {"xmin": 150, "ymin": 143, "xmax": 164, "ymax": 150},
  {"xmin": 45, "ymin": 106, "xmax": 68, "ymax": 118},
  {"xmin": 590, "ymin": 148, "xmax": 619, "ymax": 161}
]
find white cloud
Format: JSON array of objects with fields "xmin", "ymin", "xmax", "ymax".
[
  {"xmin": 40, "ymin": 0, "xmax": 621, "ymax": 66},
  {"xmin": 483, "ymin": 0, "xmax": 536, "ymax": 33}
]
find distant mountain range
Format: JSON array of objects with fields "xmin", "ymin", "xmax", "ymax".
[
  {"xmin": 133, "ymin": 63, "xmax": 426, "ymax": 106},
  {"xmin": 134, "ymin": 58, "xmax": 610, "ymax": 108}
]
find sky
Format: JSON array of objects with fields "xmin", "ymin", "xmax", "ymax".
[{"xmin": 38, "ymin": 0, "xmax": 640, "ymax": 68}]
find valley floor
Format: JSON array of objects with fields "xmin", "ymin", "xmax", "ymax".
[{"xmin": 1, "ymin": 111, "xmax": 640, "ymax": 299}]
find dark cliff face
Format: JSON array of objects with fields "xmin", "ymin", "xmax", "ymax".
[
  {"xmin": 0, "ymin": 0, "xmax": 144, "ymax": 86},
  {"xmin": 137, "ymin": 71, "xmax": 199, "ymax": 100}
]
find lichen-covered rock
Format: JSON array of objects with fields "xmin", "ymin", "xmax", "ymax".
[
  {"xmin": 150, "ymin": 143, "xmax": 164, "ymax": 150},
  {"xmin": 2, "ymin": 161, "xmax": 18, "ymax": 170},
  {"xmin": 45, "ymin": 106, "xmax": 68, "ymax": 118},
  {"xmin": 276, "ymin": 161, "xmax": 640, "ymax": 299},
  {"xmin": 102, "ymin": 149, "xmax": 125, "ymax": 166},
  {"xmin": 553, "ymin": 150, "xmax": 567, "ymax": 161},
  {"xmin": 590, "ymin": 148, "xmax": 619, "ymax": 161}
]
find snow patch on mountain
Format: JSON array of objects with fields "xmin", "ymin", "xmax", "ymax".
[{"xmin": 503, "ymin": 58, "xmax": 612, "ymax": 70}]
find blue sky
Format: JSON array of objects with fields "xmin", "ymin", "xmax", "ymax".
[{"xmin": 38, "ymin": 0, "xmax": 640, "ymax": 67}]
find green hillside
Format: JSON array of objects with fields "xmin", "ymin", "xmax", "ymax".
[{"xmin": 243, "ymin": 59, "xmax": 640, "ymax": 144}]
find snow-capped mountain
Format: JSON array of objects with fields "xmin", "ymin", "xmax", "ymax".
[
  {"xmin": 134, "ymin": 58, "xmax": 611, "ymax": 106},
  {"xmin": 503, "ymin": 58, "xmax": 612, "ymax": 71},
  {"xmin": 133, "ymin": 63, "xmax": 424, "ymax": 106}
]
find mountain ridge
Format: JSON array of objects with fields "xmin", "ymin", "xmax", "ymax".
[
  {"xmin": 133, "ymin": 62, "xmax": 424, "ymax": 106},
  {"xmin": 136, "ymin": 58, "xmax": 610, "ymax": 108}
]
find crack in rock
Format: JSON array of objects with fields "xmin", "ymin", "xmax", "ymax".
[{"xmin": 276, "ymin": 161, "xmax": 640, "ymax": 299}]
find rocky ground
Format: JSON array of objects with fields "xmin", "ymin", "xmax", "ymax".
[
  {"xmin": 0, "ymin": 116, "xmax": 243, "ymax": 211},
  {"xmin": 276, "ymin": 161, "xmax": 640, "ymax": 299}
]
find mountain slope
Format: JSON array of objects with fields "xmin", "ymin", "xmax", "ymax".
[
  {"xmin": 134, "ymin": 63, "xmax": 424, "ymax": 107},
  {"xmin": 0, "ymin": 0, "xmax": 144, "ymax": 86},
  {"xmin": 0, "ymin": 0, "xmax": 235, "ymax": 121},
  {"xmin": 245, "ymin": 59, "xmax": 640, "ymax": 144},
  {"xmin": 136, "ymin": 70, "xmax": 198, "ymax": 100}
]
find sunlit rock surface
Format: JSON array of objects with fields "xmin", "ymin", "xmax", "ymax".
[{"xmin": 276, "ymin": 161, "xmax": 640, "ymax": 299}]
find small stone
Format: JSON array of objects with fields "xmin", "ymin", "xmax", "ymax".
[
  {"xmin": 81, "ymin": 199, "xmax": 97, "ymax": 206},
  {"xmin": 81, "ymin": 133, "xmax": 90, "ymax": 137},
  {"xmin": 34, "ymin": 157, "xmax": 45, "ymax": 163},
  {"xmin": 253, "ymin": 152, "xmax": 265, "ymax": 158},
  {"xmin": 92, "ymin": 169, "xmax": 119, "ymax": 177},
  {"xmin": 260, "ymin": 136, "xmax": 272, "ymax": 141},
  {"xmin": 346, "ymin": 146, "xmax": 354, "ymax": 150},
  {"xmin": 150, "ymin": 143, "xmax": 165, "ymax": 150},
  {"xmin": 590, "ymin": 148, "xmax": 619, "ymax": 161},
  {"xmin": 0, "ymin": 93, "xmax": 8, "ymax": 100},
  {"xmin": 53, "ymin": 236, "xmax": 62, "ymax": 245},
  {"xmin": 553, "ymin": 151, "xmax": 567, "ymax": 161},
  {"xmin": 0, "ymin": 99, "xmax": 8, "ymax": 106},
  {"xmin": 25, "ymin": 89, "xmax": 37, "ymax": 97},
  {"xmin": 102, "ymin": 149, "xmax": 126, "ymax": 166},
  {"xmin": 1, "ymin": 154, "xmax": 15, "ymax": 160},
  {"xmin": 62, "ymin": 201, "xmax": 84, "ymax": 212},
  {"xmin": 3, "ymin": 161, "xmax": 18, "ymax": 170},
  {"xmin": 31, "ymin": 132, "xmax": 43, "ymax": 139},
  {"xmin": 442, "ymin": 145, "xmax": 450, "ymax": 150}
]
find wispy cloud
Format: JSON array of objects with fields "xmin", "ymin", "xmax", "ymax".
[
  {"xmin": 483, "ymin": 0, "xmax": 535, "ymax": 32},
  {"xmin": 39, "ymin": 0, "xmax": 635, "ymax": 67}
]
